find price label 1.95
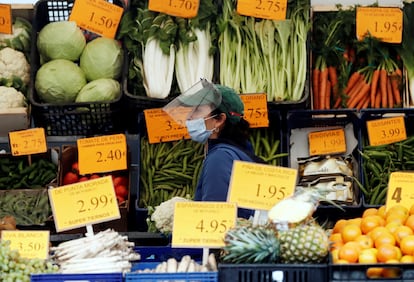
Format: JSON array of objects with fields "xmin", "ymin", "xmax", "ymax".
[
  {"xmin": 172, "ymin": 202, "xmax": 237, "ymax": 248},
  {"xmin": 77, "ymin": 133, "xmax": 127, "ymax": 175},
  {"xmin": 2, "ymin": 230, "xmax": 49, "ymax": 259},
  {"xmin": 228, "ymin": 160, "xmax": 297, "ymax": 211},
  {"xmin": 386, "ymin": 172, "xmax": 414, "ymax": 212},
  {"xmin": 237, "ymin": 0, "xmax": 287, "ymax": 20},
  {"xmin": 49, "ymin": 175, "xmax": 120, "ymax": 232},
  {"xmin": 366, "ymin": 116, "xmax": 406, "ymax": 146},
  {"xmin": 9, "ymin": 128, "xmax": 47, "ymax": 156},
  {"xmin": 149, "ymin": 0, "xmax": 199, "ymax": 18}
]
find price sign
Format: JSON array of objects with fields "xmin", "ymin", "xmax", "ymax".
[
  {"xmin": 49, "ymin": 175, "xmax": 120, "ymax": 232},
  {"xmin": 172, "ymin": 202, "xmax": 236, "ymax": 248},
  {"xmin": 237, "ymin": 0, "xmax": 287, "ymax": 20},
  {"xmin": 144, "ymin": 108, "xmax": 190, "ymax": 144},
  {"xmin": 0, "ymin": 4, "xmax": 11, "ymax": 34},
  {"xmin": 228, "ymin": 160, "xmax": 297, "ymax": 210},
  {"xmin": 2, "ymin": 231, "xmax": 49, "ymax": 259},
  {"xmin": 385, "ymin": 172, "xmax": 414, "ymax": 211},
  {"xmin": 77, "ymin": 133, "xmax": 127, "ymax": 175},
  {"xmin": 8, "ymin": 128, "xmax": 47, "ymax": 156},
  {"xmin": 356, "ymin": 7, "xmax": 402, "ymax": 44},
  {"xmin": 149, "ymin": 0, "xmax": 199, "ymax": 18},
  {"xmin": 69, "ymin": 0, "xmax": 123, "ymax": 39},
  {"xmin": 240, "ymin": 93, "xmax": 269, "ymax": 128},
  {"xmin": 366, "ymin": 116, "xmax": 406, "ymax": 146},
  {"xmin": 308, "ymin": 128, "xmax": 346, "ymax": 156}
]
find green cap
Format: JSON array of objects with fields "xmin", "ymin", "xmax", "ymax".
[{"xmin": 215, "ymin": 84, "xmax": 244, "ymax": 124}]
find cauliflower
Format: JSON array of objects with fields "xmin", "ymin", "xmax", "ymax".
[
  {"xmin": 149, "ymin": 196, "xmax": 192, "ymax": 233},
  {"xmin": 0, "ymin": 47, "xmax": 30, "ymax": 88},
  {"xmin": 0, "ymin": 17, "xmax": 32, "ymax": 53},
  {"xmin": 0, "ymin": 86, "xmax": 27, "ymax": 109}
]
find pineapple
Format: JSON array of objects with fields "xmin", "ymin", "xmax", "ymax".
[
  {"xmin": 221, "ymin": 224, "xmax": 280, "ymax": 264},
  {"xmin": 278, "ymin": 223, "xmax": 329, "ymax": 263}
]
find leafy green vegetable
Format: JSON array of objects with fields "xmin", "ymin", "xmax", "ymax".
[{"xmin": 75, "ymin": 78, "xmax": 121, "ymax": 102}]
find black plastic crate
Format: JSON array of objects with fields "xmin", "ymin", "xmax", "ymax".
[
  {"xmin": 29, "ymin": 0, "xmax": 126, "ymax": 136},
  {"xmin": 286, "ymin": 109, "xmax": 362, "ymax": 210},
  {"xmin": 359, "ymin": 108, "xmax": 414, "ymax": 208},
  {"xmin": 218, "ymin": 263, "xmax": 328, "ymax": 282}
]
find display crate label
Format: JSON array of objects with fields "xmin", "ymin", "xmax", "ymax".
[
  {"xmin": 49, "ymin": 175, "xmax": 120, "ymax": 232},
  {"xmin": 149, "ymin": 0, "xmax": 199, "ymax": 18},
  {"xmin": 240, "ymin": 93, "xmax": 269, "ymax": 128},
  {"xmin": 2, "ymin": 230, "xmax": 49, "ymax": 259},
  {"xmin": 237, "ymin": 0, "xmax": 287, "ymax": 20},
  {"xmin": 69, "ymin": 0, "xmax": 123, "ymax": 39},
  {"xmin": 172, "ymin": 202, "xmax": 236, "ymax": 248},
  {"xmin": 0, "ymin": 4, "xmax": 11, "ymax": 34},
  {"xmin": 366, "ymin": 116, "xmax": 406, "ymax": 146},
  {"xmin": 228, "ymin": 160, "xmax": 297, "ymax": 210},
  {"xmin": 9, "ymin": 128, "xmax": 47, "ymax": 156},
  {"xmin": 356, "ymin": 7, "xmax": 402, "ymax": 44},
  {"xmin": 77, "ymin": 133, "xmax": 127, "ymax": 174},
  {"xmin": 386, "ymin": 172, "xmax": 414, "ymax": 211},
  {"xmin": 308, "ymin": 128, "xmax": 346, "ymax": 156}
]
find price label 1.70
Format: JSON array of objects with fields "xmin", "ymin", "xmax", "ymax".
[
  {"xmin": 172, "ymin": 202, "xmax": 236, "ymax": 248},
  {"xmin": 149, "ymin": 0, "xmax": 199, "ymax": 18}
]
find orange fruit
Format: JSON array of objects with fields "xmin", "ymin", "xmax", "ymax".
[
  {"xmin": 361, "ymin": 215, "xmax": 383, "ymax": 234},
  {"xmin": 376, "ymin": 243, "xmax": 399, "ymax": 262},
  {"xmin": 409, "ymin": 203, "xmax": 414, "ymax": 215},
  {"xmin": 354, "ymin": 234, "xmax": 374, "ymax": 249},
  {"xmin": 331, "ymin": 249, "xmax": 340, "ymax": 263},
  {"xmin": 385, "ymin": 221, "xmax": 403, "ymax": 234},
  {"xmin": 341, "ymin": 224, "xmax": 362, "ymax": 243},
  {"xmin": 377, "ymin": 205, "xmax": 387, "ymax": 218},
  {"xmin": 400, "ymin": 255, "xmax": 414, "ymax": 263},
  {"xmin": 400, "ymin": 235, "xmax": 414, "ymax": 255},
  {"xmin": 386, "ymin": 213, "xmax": 407, "ymax": 225},
  {"xmin": 374, "ymin": 232, "xmax": 396, "ymax": 248},
  {"xmin": 338, "ymin": 242, "xmax": 360, "ymax": 263},
  {"xmin": 393, "ymin": 225, "xmax": 413, "ymax": 246},
  {"xmin": 329, "ymin": 233, "xmax": 343, "ymax": 251},
  {"xmin": 369, "ymin": 226, "xmax": 390, "ymax": 241},
  {"xmin": 362, "ymin": 208, "xmax": 378, "ymax": 217},
  {"xmin": 358, "ymin": 248, "xmax": 377, "ymax": 263},
  {"xmin": 333, "ymin": 219, "xmax": 348, "ymax": 234},
  {"xmin": 386, "ymin": 204, "xmax": 409, "ymax": 218},
  {"xmin": 404, "ymin": 214, "xmax": 414, "ymax": 231},
  {"xmin": 347, "ymin": 217, "xmax": 362, "ymax": 227}
]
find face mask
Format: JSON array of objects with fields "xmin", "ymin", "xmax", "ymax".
[{"xmin": 186, "ymin": 116, "xmax": 216, "ymax": 143}]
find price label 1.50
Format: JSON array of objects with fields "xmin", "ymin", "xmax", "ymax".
[
  {"xmin": 149, "ymin": 0, "xmax": 199, "ymax": 18},
  {"xmin": 237, "ymin": 0, "xmax": 287, "ymax": 20},
  {"xmin": 172, "ymin": 202, "xmax": 236, "ymax": 248},
  {"xmin": 366, "ymin": 116, "xmax": 406, "ymax": 146},
  {"xmin": 386, "ymin": 172, "xmax": 414, "ymax": 212},
  {"xmin": 49, "ymin": 175, "xmax": 120, "ymax": 232}
]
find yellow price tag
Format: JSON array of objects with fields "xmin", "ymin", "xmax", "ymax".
[
  {"xmin": 240, "ymin": 93, "xmax": 269, "ymax": 128},
  {"xmin": 69, "ymin": 0, "xmax": 124, "ymax": 39},
  {"xmin": 49, "ymin": 175, "xmax": 120, "ymax": 232},
  {"xmin": 366, "ymin": 116, "xmax": 406, "ymax": 146},
  {"xmin": 144, "ymin": 108, "xmax": 190, "ymax": 144},
  {"xmin": 0, "ymin": 4, "xmax": 11, "ymax": 34},
  {"xmin": 228, "ymin": 160, "xmax": 297, "ymax": 210},
  {"xmin": 148, "ymin": 0, "xmax": 199, "ymax": 18},
  {"xmin": 172, "ymin": 202, "xmax": 237, "ymax": 248},
  {"xmin": 8, "ymin": 128, "xmax": 47, "ymax": 156},
  {"xmin": 386, "ymin": 172, "xmax": 414, "ymax": 212},
  {"xmin": 2, "ymin": 230, "xmax": 49, "ymax": 259},
  {"xmin": 237, "ymin": 0, "xmax": 287, "ymax": 20},
  {"xmin": 308, "ymin": 128, "xmax": 346, "ymax": 156},
  {"xmin": 77, "ymin": 133, "xmax": 127, "ymax": 175},
  {"xmin": 356, "ymin": 7, "xmax": 403, "ymax": 44}
]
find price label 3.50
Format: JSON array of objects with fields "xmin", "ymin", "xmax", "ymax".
[{"xmin": 1, "ymin": 231, "xmax": 50, "ymax": 260}]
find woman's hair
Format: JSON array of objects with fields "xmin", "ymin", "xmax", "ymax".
[{"xmin": 211, "ymin": 108, "xmax": 251, "ymax": 147}]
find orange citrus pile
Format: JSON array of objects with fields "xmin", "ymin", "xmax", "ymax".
[{"xmin": 329, "ymin": 204, "xmax": 414, "ymax": 278}]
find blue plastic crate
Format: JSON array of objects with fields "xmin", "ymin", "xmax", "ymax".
[
  {"xmin": 134, "ymin": 246, "xmax": 204, "ymax": 263},
  {"xmin": 125, "ymin": 271, "xmax": 218, "ymax": 282},
  {"xmin": 30, "ymin": 273, "xmax": 123, "ymax": 282}
]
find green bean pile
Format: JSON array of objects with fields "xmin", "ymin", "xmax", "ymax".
[
  {"xmin": 249, "ymin": 128, "xmax": 287, "ymax": 166},
  {"xmin": 360, "ymin": 135, "xmax": 414, "ymax": 206}
]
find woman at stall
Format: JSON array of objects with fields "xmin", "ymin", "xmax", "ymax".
[{"xmin": 163, "ymin": 79, "xmax": 264, "ymax": 218}]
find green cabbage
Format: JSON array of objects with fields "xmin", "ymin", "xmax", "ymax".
[
  {"xmin": 80, "ymin": 37, "xmax": 123, "ymax": 81},
  {"xmin": 37, "ymin": 21, "xmax": 86, "ymax": 63},
  {"xmin": 35, "ymin": 59, "xmax": 87, "ymax": 103},
  {"xmin": 75, "ymin": 78, "xmax": 121, "ymax": 102}
]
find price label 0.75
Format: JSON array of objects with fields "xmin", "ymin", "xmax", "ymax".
[
  {"xmin": 356, "ymin": 7, "xmax": 402, "ymax": 44},
  {"xmin": 49, "ymin": 175, "xmax": 120, "ymax": 232},
  {"xmin": 2, "ymin": 231, "xmax": 49, "ymax": 259},
  {"xmin": 308, "ymin": 128, "xmax": 346, "ymax": 156},
  {"xmin": 149, "ymin": 0, "xmax": 199, "ymax": 18},
  {"xmin": 9, "ymin": 128, "xmax": 47, "ymax": 156},
  {"xmin": 240, "ymin": 93, "xmax": 269, "ymax": 128},
  {"xmin": 366, "ymin": 116, "xmax": 406, "ymax": 146},
  {"xmin": 77, "ymin": 133, "xmax": 127, "ymax": 175},
  {"xmin": 237, "ymin": 0, "xmax": 287, "ymax": 20},
  {"xmin": 228, "ymin": 161, "xmax": 297, "ymax": 211},
  {"xmin": 172, "ymin": 202, "xmax": 237, "ymax": 248},
  {"xmin": 0, "ymin": 4, "xmax": 11, "ymax": 34},
  {"xmin": 69, "ymin": 0, "xmax": 123, "ymax": 39},
  {"xmin": 386, "ymin": 172, "xmax": 414, "ymax": 212}
]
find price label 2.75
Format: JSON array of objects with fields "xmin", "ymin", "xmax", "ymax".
[{"xmin": 237, "ymin": 0, "xmax": 287, "ymax": 20}]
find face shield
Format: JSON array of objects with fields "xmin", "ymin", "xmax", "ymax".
[{"xmin": 162, "ymin": 79, "xmax": 222, "ymax": 126}]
